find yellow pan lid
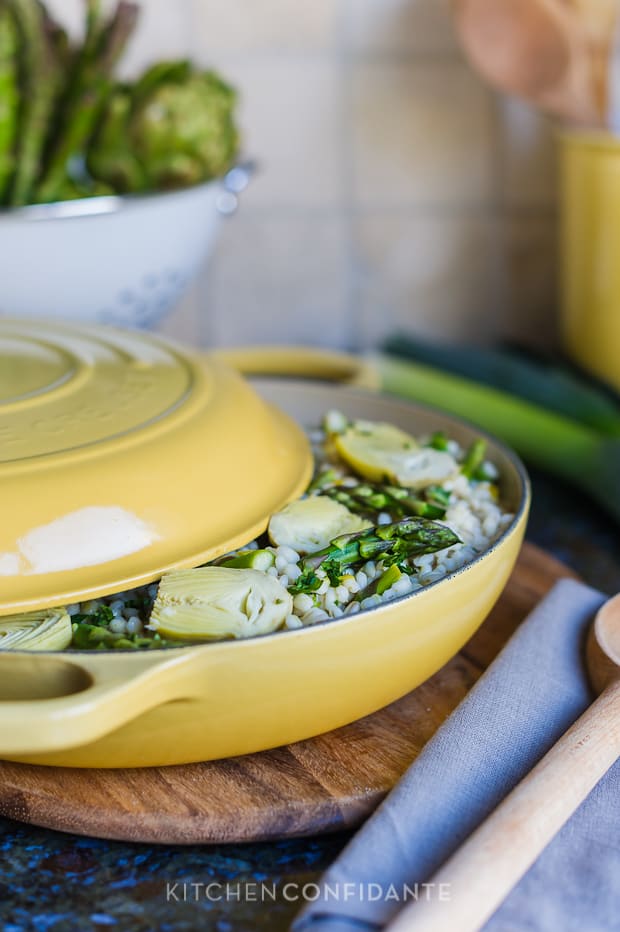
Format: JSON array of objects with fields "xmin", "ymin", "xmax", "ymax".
[{"xmin": 0, "ymin": 319, "xmax": 312, "ymax": 616}]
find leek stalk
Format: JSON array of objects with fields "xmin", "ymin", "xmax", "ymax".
[{"xmin": 382, "ymin": 335, "xmax": 620, "ymax": 436}]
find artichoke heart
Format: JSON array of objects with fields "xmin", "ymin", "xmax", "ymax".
[
  {"xmin": 0, "ymin": 610, "xmax": 72, "ymax": 651},
  {"xmin": 335, "ymin": 420, "xmax": 457, "ymax": 490},
  {"xmin": 150, "ymin": 568, "xmax": 292, "ymax": 640},
  {"xmin": 89, "ymin": 63, "xmax": 239, "ymax": 194},
  {"xmin": 269, "ymin": 497, "xmax": 371, "ymax": 554}
]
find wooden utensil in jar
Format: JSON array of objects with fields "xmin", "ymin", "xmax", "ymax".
[
  {"xmin": 567, "ymin": 0, "xmax": 618, "ymax": 121},
  {"xmin": 452, "ymin": 0, "xmax": 618, "ymax": 126},
  {"xmin": 387, "ymin": 593, "xmax": 620, "ymax": 932}
]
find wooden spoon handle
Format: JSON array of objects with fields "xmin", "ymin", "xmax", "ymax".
[{"xmin": 387, "ymin": 678, "xmax": 620, "ymax": 932}]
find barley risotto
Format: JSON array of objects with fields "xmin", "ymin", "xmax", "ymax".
[{"xmin": 0, "ymin": 411, "xmax": 513, "ymax": 650}]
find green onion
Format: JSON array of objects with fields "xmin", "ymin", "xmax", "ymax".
[{"xmin": 427, "ymin": 431, "xmax": 450, "ymax": 451}]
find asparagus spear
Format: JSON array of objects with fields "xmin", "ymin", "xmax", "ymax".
[
  {"xmin": 8, "ymin": 0, "xmax": 63, "ymax": 206},
  {"xmin": 352, "ymin": 563, "xmax": 405, "ymax": 604},
  {"xmin": 86, "ymin": 84, "xmax": 147, "ymax": 192},
  {"xmin": 321, "ymin": 481, "xmax": 449, "ymax": 520},
  {"xmin": 36, "ymin": 0, "xmax": 71, "ymax": 69},
  {"xmin": 35, "ymin": 0, "xmax": 138, "ymax": 203},
  {"xmin": 289, "ymin": 518, "xmax": 460, "ymax": 594},
  {"xmin": 219, "ymin": 549, "xmax": 275, "ymax": 571},
  {"xmin": 306, "ymin": 468, "xmax": 340, "ymax": 494},
  {"xmin": 461, "ymin": 439, "xmax": 486, "ymax": 478},
  {"xmin": 0, "ymin": 2, "xmax": 19, "ymax": 203},
  {"xmin": 84, "ymin": 0, "xmax": 104, "ymax": 52}
]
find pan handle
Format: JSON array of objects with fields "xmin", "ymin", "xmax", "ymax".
[
  {"xmin": 0, "ymin": 646, "xmax": 206, "ymax": 756},
  {"xmin": 214, "ymin": 346, "xmax": 380, "ymax": 389}
]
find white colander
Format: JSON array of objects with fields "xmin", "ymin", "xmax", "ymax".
[{"xmin": 0, "ymin": 164, "xmax": 252, "ymax": 329}]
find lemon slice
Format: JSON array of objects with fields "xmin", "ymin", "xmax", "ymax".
[
  {"xmin": 0, "ymin": 609, "xmax": 72, "ymax": 650},
  {"xmin": 334, "ymin": 421, "xmax": 457, "ymax": 490}
]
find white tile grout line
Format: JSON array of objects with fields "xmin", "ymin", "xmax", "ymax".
[
  {"xmin": 483, "ymin": 90, "xmax": 513, "ymax": 327},
  {"xmin": 192, "ymin": 48, "xmax": 467, "ymax": 65},
  {"xmin": 335, "ymin": 0, "xmax": 362, "ymax": 353},
  {"xmin": 228, "ymin": 204, "xmax": 558, "ymax": 219}
]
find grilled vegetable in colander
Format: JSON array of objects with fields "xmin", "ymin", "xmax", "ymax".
[
  {"xmin": 88, "ymin": 63, "xmax": 238, "ymax": 192},
  {"xmin": 0, "ymin": 0, "xmax": 239, "ymax": 206}
]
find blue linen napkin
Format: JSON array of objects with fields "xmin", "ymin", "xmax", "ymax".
[{"xmin": 292, "ymin": 580, "xmax": 620, "ymax": 932}]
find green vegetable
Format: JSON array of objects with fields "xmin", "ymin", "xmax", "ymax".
[
  {"xmin": 377, "ymin": 353, "xmax": 620, "ymax": 525},
  {"xmin": 88, "ymin": 61, "xmax": 238, "ymax": 193},
  {"xmin": 472, "ymin": 462, "xmax": 497, "ymax": 483},
  {"xmin": 0, "ymin": 2, "xmax": 19, "ymax": 202},
  {"xmin": 461, "ymin": 439, "xmax": 486, "ymax": 479},
  {"xmin": 71, "ymin": 622, "xmax": 169, "ymax": 650},
  {"xmin": 426, "ymin": 485, "xmax": 452, "ymax": 509},
  {"xmin": 39, "ymin": 2, "xmax": 72, "ymax": 70},
  {"xmin": 288, "ymin": 568, "xmax": 322, "ymax": 595},
  {"xmin": 354, "ymin": 563, "xmax": 409, "ymax": 603},
  {"xmin": 307, "ymin": 468, "xmax": 340, "ymax": 494},
  {"xmin": 0, "ymin": 2, "xmax": 238, "ymax": 207},
  {"xmin": 383, "ymin": 335, "xmax": 620, "ymax": 438},
  {"xmin": 290, "ymin": 518, "xmax": 460, "ymax": 594},
  {"xmin": 83, "ymin": 84, "xmax": 145, "ymax": 191},
  {"xmin": 220, "ymin": 549, "xmax": 275, "ymax": 571},
  {"xmin": 8, "ymin": 0, "xmax": 63, "ymax": 205},
  {"xmin": 427, "ymin": 431, "xmax": 449, "ymax": 451},
  {"xmin": 71, "ymin": 603, "xmax": 114, "ymax": 626},
  {"xmin": 376, "ymin": 564, "xmax": 402, "ymax": 596},
  {"xmin": 36, "ymin": 0, "xmax": 139, "ymax": 203},
  {"xmin": 321, "ymin": 481, "xmax": 448, "ymax": 520}
]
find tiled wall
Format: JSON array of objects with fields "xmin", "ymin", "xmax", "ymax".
[{"xmin": 52, "ymin": 0, "xmax": 559, "ymax": 350}]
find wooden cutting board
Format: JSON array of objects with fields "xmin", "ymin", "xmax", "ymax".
[{"xmin": 0, "ymin": 543, "xmax": 576, "ymax": 845}]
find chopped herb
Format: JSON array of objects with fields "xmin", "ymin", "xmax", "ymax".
[
  {"xmin": 71, "ymin": 622, "xmax": 172, "ymax": 650},
  {"xmin": 427, "ymin": 431, "xmax": 449, "ymax": 451},
  {"xmin": 288, "ymin": 568, "xmax": 322, "ymax": 595},
  {"xmin": 71, "ymin": 604, "xmax": 114, "ymax": 627}
]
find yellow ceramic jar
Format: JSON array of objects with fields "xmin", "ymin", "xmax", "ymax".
[{"xmin": 560, "ymin": 132, "xmax": 620, "ymax": 392}]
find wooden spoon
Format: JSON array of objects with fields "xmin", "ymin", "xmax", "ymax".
[
  {"xmin": 569, "ymin": 0, "xmax": 619, "ymax": 120},
  {"xmin": 452, "ymin": 0, "xmax": 615, "ymax": 126},
  {"xmin": 387, "ymin": 594, "xmax": 620, "ymax": 932}
]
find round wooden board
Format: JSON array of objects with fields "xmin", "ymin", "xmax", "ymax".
[{"xmin": 0, "ymin": 544, "xmax": 576, "ymax": 845}]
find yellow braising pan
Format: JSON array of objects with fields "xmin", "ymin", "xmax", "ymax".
[{"xmin": 0, "ymin": 327, "xmax": 530, "ymax": 767}]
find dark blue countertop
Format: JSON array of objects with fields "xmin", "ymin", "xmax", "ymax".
[{"xmin": 2, "ymin": 470, "xmax": 620, "ymax": 932}]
